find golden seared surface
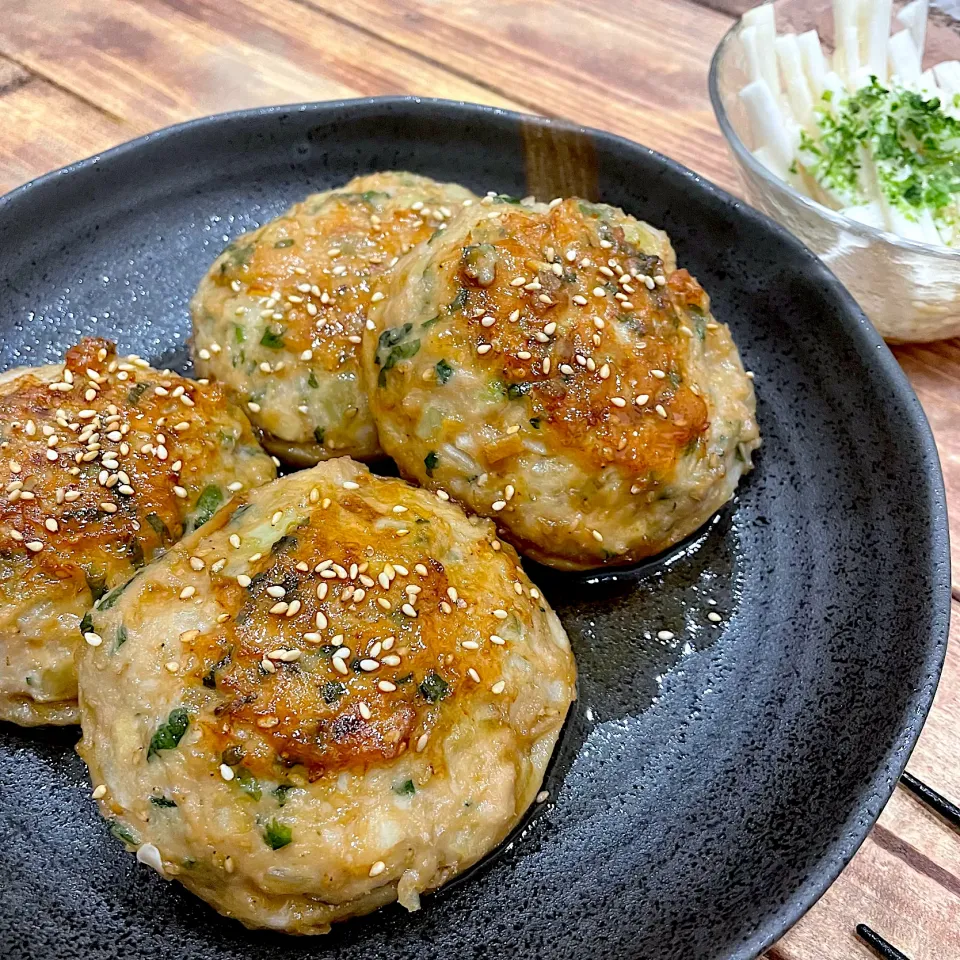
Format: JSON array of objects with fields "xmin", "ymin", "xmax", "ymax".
[
  {"xmin": 363, "ymin": 196, "xmax": 760, "ymax": 570},
  {"xmin": 191, "ymin": 171, "xmax": 477, "ymax": 465},
  {"xmin": 77, "ymin": 460, "xmax": 574, "ymax": 933},
  {"xmin": 0, "ymin": 338, "xmax": 276, "ymax": 725}
]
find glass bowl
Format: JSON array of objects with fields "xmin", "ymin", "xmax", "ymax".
[{"xmin": 709, "ymin": 0, "xmax": 960, "ymax": 343}]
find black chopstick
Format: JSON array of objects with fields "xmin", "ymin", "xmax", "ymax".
[
  {"xmin": 856, "ymin": 924, "xmax": 912, "ymax": 960},
  {"xmin": 900, "ymin": 771, "xmax": 960, "ymax": 831}
]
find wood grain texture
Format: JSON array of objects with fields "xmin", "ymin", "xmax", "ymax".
[
  {"xmin": 0, "ymin": 0, "xmax": 520, "ymax": 139},
  {"xmin": 894, "ymin": 340, "xmax": 960, "ymax": 595},
  {"xmin": 774, "ymin": 607, "xmax": 960, "ymax": 960},
  {"xmin": 0, "ymin": 56, "xmax": 131, "ymax": 193},
  {"xmin": 288, "ymin": 0, "xmax": 739, "ymax": 189},
  {"xmin": 0, "ymin": 2, "xmax": 954, "ymax": 959}
]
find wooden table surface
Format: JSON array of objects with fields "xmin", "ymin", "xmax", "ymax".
[{"xmin": 0, "ymin": 0, "xmax": 956, "ymax": 956}]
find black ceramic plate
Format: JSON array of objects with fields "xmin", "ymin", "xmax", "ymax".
[{"xmin": 0, "ymin": 99, "xmax": 950, "ymax": 960}]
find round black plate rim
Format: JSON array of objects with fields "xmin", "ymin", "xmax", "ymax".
[{"xmin": 0, "ymin": 95, "xmax": 951, "ymax": 960}]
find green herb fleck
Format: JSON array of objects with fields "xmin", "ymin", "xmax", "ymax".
[
  {"xmin": 150, "ymin": 795, "xmax": 177, "ymax": 808},
  {"xmin": 274, "ymin": 238, "xmax": 295, "ymax": 248},
  {"xmin": 314, "ymin": 425, "xmax": 325, "ymax": 445},
  {"xmin": 126, "ymin": 382, "xmax": 150, "ymax": 406},
  {"xmin": 307, "ymin": 371, "xmax": 319, "ymax": 388},
  {"xmin": 109, "ymin": 821, "xmax": 140, "ymax": 847},
  {"xmin": 147, "ymin": 707, "xmax": 190, "ymax": 759},
  {"xmin": 435, "ymin": 359, "xmax": 454, "ymax": 384},
  {"xmin": 424, "ymin": 451, "xmax": 439, "ymax": 477},
  {"xmin": 96, "ymin": 582, "xmax": 128, "ymax": 612},
  {"xmin": 115, "ymin": 625, "xmax": 128, "ymax": 649},
  {"xmin": 375, "ymin": 323, "xmax": 420, "ymax": 387},
  {"xmin": 274, "ymin": 785, "xmax": 295, "ymax": 807},
  {"xmin": 79, "ymin": 612, "xmax": 94, "ymax": 636},
  {"xmin": 419, "ymin": 671, "xmax": 449, "ymax": 703},
  {"xmin": 507, "ymin": 381, "xmax": 531, "ymax": 399},
  {"xmin": 393, "ymin": 779, "xmax": 416, "ymax": 796},
  {"xmin": 187, "ymin": 484, "xmax": 223, "ymax": 533},
  {"xmin": 263, "ymin": 819, "xmax": 292, "ymax": 850},
  {"xmin": 235, "ymin": 766, "xmax": 261, "ymax": 801},
  {"xmin": 145, "ymin": 512, "xmax": 171, "ymax": 541},
  {"xmin": 322, "ymin": 680, "xmax": 346, "ymax": 703},
  {"xmin": 260, "ymin": 326, "xmax": 286, "ymax": 349},
  {"xmin": 447, "ymin": 287, "xmax": 469, "ymax": 313},
  {"xmin": 219, "ymin": 241, "xmax": 254, "ymax": 275}
]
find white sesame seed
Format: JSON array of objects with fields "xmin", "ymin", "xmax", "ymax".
[
  {"xmin": 369, "ymin": 860, "xmax": 386, "ymax": 878},
  {"xmin": 416, "ymin": 733, "xmax": 429, "ymax": 752},
  {"xmin": 490, "ymin": 634, "xmax": 506, "ymax": 645},
  {"xmin": 492, "ymin": 500, "xmax": 506, "ymax": 512},
  {"xmin": 493, "ymin": 609, "xmax": 508, "ymax": 619},
  {"xmin": 657, "ymin": 630, "xmax": 675, "ymax": 641},
  {"xmin": 401, "ymin": 603, "xmax": 417, "ymax": 618},
  {"xmin": 611, "ymin": 397, "xmax": 627, "ymax": 408},
  {"xmin": 656, "ymin": 404, "xmax": 668, "ymax": 418},
  {"xmin": 343, "ymin": 481, "xmax": 360, "ymax": 490},
  {"xmin": 635, "ymin": 394, "xmax": 649, "ymax": 406},
  {"xmin": 708, "ymin": 612, "xmax": 722, "ymax": 623},
  {"xmin": 333, "ymin": 657, "xmax": 348, "ymax": 675},
  {"xmin": 219, "ymin": 764, "xmax": 235, "ymax": 782},
  {"xmin": 84, "ymin": 632, "xmax": 103, "ymax": 647},
  {"xmin": 650, "ymin": 369, "xmax": 666, "ymax": 379},
  {"xmin": 477, "ymin": 344, "xmax": 492, "ymax": 355},
  {"xmin": 591, "ymin": 529, "xmax": 603, "ymax": 542},
  {"xmin": 491, "ymin": 680, "xmax": 506, "ymax": 694},
  {"xmin": 92, "ymin": 785, "xmax": 107, "ymax": 800},
  {"xmin": 179, "ymin": 586, "xmax": 196, "ymax": 600}
]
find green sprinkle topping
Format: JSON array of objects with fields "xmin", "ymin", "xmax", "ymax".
[{"xmin": 800, "ymin": 78, "xmax": 960, "ymax": 236}]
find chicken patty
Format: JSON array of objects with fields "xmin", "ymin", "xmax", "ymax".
[
  {"xmin": 0, "ymin": 338, "xmax": 276, "ymax": 726},
  {"xmin": 76, "ymin": 458, "xmax": 575, "ymax": 933},
  {"xmin": 362, "ymin": 196, "xmax": 760, "ymax": 570},
  {"xmin": 191, "ymin": 172, "xmax": 477, "ymax": 466}
]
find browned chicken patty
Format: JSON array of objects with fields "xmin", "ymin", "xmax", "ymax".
[
  {"xmin": 191, "ymin": 172, "xmax": 477, "ymax": 466},
  {"xmin": 77, "ymin": 459, "xmax": 575, "ymax": 933},
  {"xmin": 0, "ymin": 338, "xmax": 276, "ymax": 726},
  {"xmin": 363, "ymin": 196, "xmax": 760, "ymax": 570}
]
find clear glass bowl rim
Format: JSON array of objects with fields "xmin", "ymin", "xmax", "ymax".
[{"xmin": 707, "ymin": 12, "xmax": 960, "ymax": 265}]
